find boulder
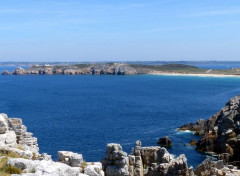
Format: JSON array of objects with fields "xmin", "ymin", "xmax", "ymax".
[
  {"xmin": 157, "ymin": 136, "xmax": 172, "ymax": 147},
  {"xmin": 84, "ymin": 162, "xmax": 104, "ymax": 176},
  {"xmin": 58, "ymin": 151, "xmax": 83, "ymax": 167}
]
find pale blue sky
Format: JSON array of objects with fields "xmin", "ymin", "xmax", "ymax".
[{"xmin": 0, "ymin": 0, "xmax": 240, "ymax": 62}]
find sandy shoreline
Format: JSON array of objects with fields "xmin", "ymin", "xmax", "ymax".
[{"xmin": 148, "ymin": 72, "xmax": 240, "ymax": 78}]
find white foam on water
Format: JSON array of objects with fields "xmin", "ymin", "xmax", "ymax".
[{"xmin": 176, "ymin": 129, "xmax": 195, "ymax": 135}]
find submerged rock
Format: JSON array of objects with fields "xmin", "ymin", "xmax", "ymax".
[{"xmin": 189, "ymin": 139, "xmax": 197, "ymax": 146}]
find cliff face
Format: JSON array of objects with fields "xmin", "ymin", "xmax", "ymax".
[
  {"xmin": 0, "ymin": 113, "xmax": 39, "ymax": 156},
  {"xmin": 179, "ymin": 95, "xmax": 240, "ymax": 166}
]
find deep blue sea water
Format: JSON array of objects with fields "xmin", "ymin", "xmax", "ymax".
[{"xmin": 0, "ymin": 66, "xmax": 240, "ymax": 168}]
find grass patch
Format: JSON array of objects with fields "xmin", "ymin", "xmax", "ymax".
[
  {"xmin": 0, "ymin": 150, "xmax": 24, "ymax": 175},
  {"xmin": 32, "ymin": 152, "xmax": 37, "ymax": 160},
  {"xmin": 80, "ymin": 161, "xmax": 88, "ymax": 173},
  {"xmin": 17, "ymin": 145, "xmax": 24, "ymax": 151}
]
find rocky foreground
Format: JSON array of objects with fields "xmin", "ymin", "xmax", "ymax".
[
  {"xmin": 179, "ymin": 95, "xmax": 240, "ymax": 169},
  {"xmin": 0, "ymin": 113, "xmax": 240, "ymax": 175}
]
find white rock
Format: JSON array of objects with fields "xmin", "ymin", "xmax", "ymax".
[
  {"xmin": 8, "ymin": 157, "xmax": 86, "ymax": 176},
  {"xmin": 70, "ymin": 153, "xmax": 83, "ymax": 167},
  {"xmin": 1, "ymin": 146, "xmax": 33, "ymax": 158},
  {"xmin": 5, "ymin": 130, "xmax": 17, "ymax": 144},
  {"xmin": 7, "ymin": 157, "xmax": 37, "ymax": 173},
  {"xmin": 0, "ymin": 113, "xmax": 8, "ymax": 134},
  {"xmin": 58, "ymin": 151, "xmax": 83, "ymax": 167},
  {"xmin": 85, "ymin": 162, "xmax": 104, "ymax": 176}
]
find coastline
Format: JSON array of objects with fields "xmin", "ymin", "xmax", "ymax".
[{"xmin": 148, "ymin": 72, "xmax": 240, "ymax": 78}]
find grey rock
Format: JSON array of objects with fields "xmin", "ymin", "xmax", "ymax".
[
  {"xmin": 58, "ymin": 151, "xmax": 83, "ymax": 167},
  {"xmin": 101, "ymin": 143, "xmax": 129, "ymax": 176},
  {"xmin": 12, "ymin": 67, "xmax": 26, "ymax": 75},
  {"xmin": 0, "ymin": 113, "xmax": 8, "ymax": 134}
]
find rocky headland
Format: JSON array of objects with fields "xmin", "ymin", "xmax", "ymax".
[
  {"xmin": 179, "ymin": 95, "xmax": 240, "ymax": 168},
  {"xmin": 2, "ymin": 63, "xmax": 240, "ymax": 76},
  {"xmin": 0, "ymin": 113, "xmax": 240, "ymax": 175}
]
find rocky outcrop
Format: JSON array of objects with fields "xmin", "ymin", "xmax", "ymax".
[
  {"xmin": 157, "ymin": 136, "xmax": 172, "ymax": 147},
  {"xmin": 0, "ymin": 113, "xmax": 39, "ymax": 158},
  {"xmin": 178, "ymin": 119, "xmax": 206, "ymax": 136},
  {"xmin": 146, "ymin": 154, "xmax": 194, "ymax": 176},
  {"xmin": 101, "ymin": 143, "xmax": 129, "ymax": 176},
  {"xmin": 179, "ymin": 95, "xmax": 240, "ymax": 166},
  {"xmin": 1, "ymin": 70, "xmax": 10, "ymax": 75},
  {"xmin": 8, "ymin": 118, "xmax": 39, "ymax": 154},
  {"xmin": 100, "ymin": 141, "xmax": 195, "ymax": 176},
  {"xmin": 12, "ymin": 67, "xmax": 26, "ymax": 75},
  {"xmin": 194, "ymin": 157, "xmax": 240, "ymax": 176}
]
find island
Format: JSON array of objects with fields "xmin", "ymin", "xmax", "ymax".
[{"xmin": 2, "ymin": 63, "xmax": 240, "ymax": 77}]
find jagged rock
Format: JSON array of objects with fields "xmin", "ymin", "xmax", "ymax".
[
  {"xmin": 157, "ymin": 136, "xmax": 172, "ymax": 147},
  {"xmin": 178, "ymin": 119, "xmax": 206, "ymax": 135},
  {"xmin": 101, "ymin": 143, "xmax": 129, "ymax": 176},
  {"xmin": 8, "ymin": 118, "xmax": 39, "ymax": 154},
  {"xmin": 193, "ymin": 157, "xmax": 240, "ymax": 176},
  {"xmin": 58, "ymin": 151, "xmax": 83, "ymax": 167},
  {"xmin": 146, "ymin": 154, "xmax": 194, "ymax": 176},
  {"xmin": 179, "ymin": 95, "xmax": 240, "ymax": 165},
  {"xmin": 140, "ymin": 146, "xmax": 173, "ymax": 166}
]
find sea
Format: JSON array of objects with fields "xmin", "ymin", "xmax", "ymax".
[{"xmin": 0, "ymin": 65, "xmax": 240, "ymax": 168}]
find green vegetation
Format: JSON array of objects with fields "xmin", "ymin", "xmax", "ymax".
[
  {"xmin": 0, "ymin": 150, "xmax": 23, "ymax": 176},
  {"xmin": 80, "ymin": 161, "xmax": 88, "ymax": 173}
]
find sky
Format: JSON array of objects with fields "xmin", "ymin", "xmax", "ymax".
[{"xmin": 0, "ymin": 0, "xmax": 240, "ymax": 62}]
